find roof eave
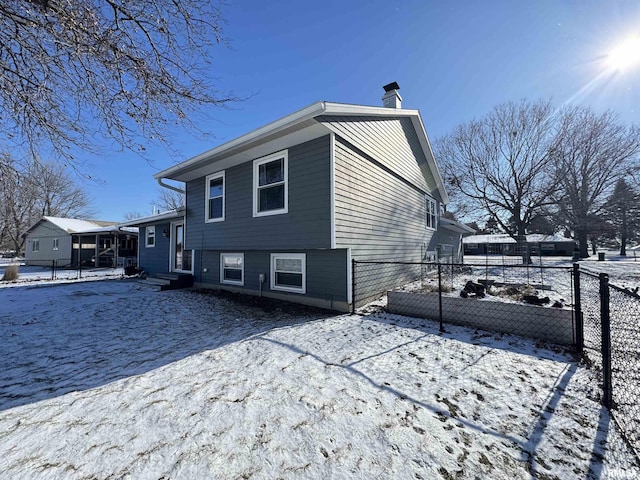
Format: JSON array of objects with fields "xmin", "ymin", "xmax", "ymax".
[
  {"xmin": 155, "ymin": 101, "xmax": 328, "ymax": 181},
  {"xmin": 154, "ymin": 102, "xmax": 427, "ymax": 182}
]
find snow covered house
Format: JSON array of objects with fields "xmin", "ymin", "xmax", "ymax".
[
  {"xmin": 141, "ymin": 83, "xmax": 463, "ymax": 310},
  {"xmin": 463, "ymin": 234, "xmax": 577, "ymax": 256},
  {"xmin": 23, "ymin": 217, "xmax": 138, "ymax": 268}
]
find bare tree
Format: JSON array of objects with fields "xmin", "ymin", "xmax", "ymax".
[
  {"xmin": 0, "ymin": 154, "xmax": 94, "ymax": 253},
  {"xmin": 123, "ymin": 211, "xmax": 144, "ymax": 221},
  {"xmin": 603, "ymin": 179, "xmax": 640, "ymax": 256},
  {"xmin": 435, "ymin": 100, "xmax": 561, "ymax": 259},
  {"xmin": 0, "ymin": 155, "xmax": 37, "ymax": 253},
  {"xmin": 156, "ymin": 187, "xmax": 185, "ymax": 212},
  {"xmin": 0, "ymin": 1, "xmax": 236, "ymax": 163},
  {"xmin": 29, "ymin": 160, "xmax": 95, "ymax": 217},
  {"xmin": 554, "ymin": 107, "xmax": 640, "ymax": 257}
]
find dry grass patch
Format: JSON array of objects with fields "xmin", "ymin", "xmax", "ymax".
[{"xmin": 2, "ymin": 264, "xmax": 19, "ymax": 281}]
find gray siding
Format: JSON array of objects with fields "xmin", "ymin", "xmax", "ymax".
[
  {"xmin": 333, "ymin": 136, "xmax": 435, "ymax": 262},
  {"xmin": 198, "ymin": 248, "xmax": 349, "ymax": 309},
  {"xmin": 185, "ymin": 135, "xmax": 332, "ymax": 251},
  {"xmin": 24, "ymin": 223, "xmax": 72, "ymax": 266},
  {"xmin": 318, "ymin": 115, "xmax": 439, "ymax": 197}
]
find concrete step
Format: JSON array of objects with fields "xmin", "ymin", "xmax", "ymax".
[
  {"xmin": 156, "ymin": 273, "xmax": 181, "ymax": 281},
  {"xmin": 140, "ymin": 273, "xmax": 194, "ymax": 291},
  {"xmin": 142, "ymin": 277, "xmax": 171, "ymax": 286}
]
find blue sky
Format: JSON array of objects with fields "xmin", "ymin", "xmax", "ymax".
[{"xmin": 85, "ymin": 0, "xmax": 640, "ymax": 221}]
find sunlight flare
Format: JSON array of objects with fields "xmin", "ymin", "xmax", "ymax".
[{"xmin": 607, "ymin": 35, "xmax": 640, "ymax": 72}]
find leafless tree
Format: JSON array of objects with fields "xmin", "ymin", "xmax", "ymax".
[
  {"xmin": 156, "ymin": 187, "xmax": 185, "ymax": 211},
  {"xmin": 123, "ymin": 211, "xmax": 144, "ymax": 221},
  {"xmin": 0, "ymin": 154, "xmax": 94, "ymax": 253},
  {"xmin": 435, "ymin": 100, "xmax": 562, "ymax": 257},
  {"xmin": 553, "ymin": 107, "xmax": 640, "ymax": 257},
  {"xmin": 0, "ymin": 1, "xmax": 236, "ymax": 164}
]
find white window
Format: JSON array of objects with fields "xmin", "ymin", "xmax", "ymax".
[
  {"xmin": 426, "ymin": 196, "xmax": 437, "ymax": 229},
  {"xmin": 270, "ymin": 253, "xmax": 305, "ymax": 294},
  {"xmin": 220, "ymin": 253, "xmax": 244, "ymax": 286},
  {"xmin": 146, "ymin": 226, "xmax": 155, "ymax": 247},
  {"xmin": 52, "ymin": 238, "xmax": 59, "ymax": 251},
  {"xmin": 206, "ymin": 171, "xmax": 225, "ymax": 222},
  {"xmin": 253, "ymin": 150, "xmax": 288, "ymax": 217},
  {"xmin": 32, "ymin": 239, "xmax": 40, "ymax": 252}
]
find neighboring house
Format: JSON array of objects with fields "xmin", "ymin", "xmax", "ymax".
[
  {"xmin": 23, "ymin": 217, "xmax": 138, "ymax": 267},
  {"xmin": 463, "ymin": 234, "xmax": 578, "ymax": 256},
  {"xmin": 145, "ymin": 83, "xmax": 459, "ymax": 311},
  {"xmin": 120, "ymin": 208, "xmax": 197, "ymax": 277}
]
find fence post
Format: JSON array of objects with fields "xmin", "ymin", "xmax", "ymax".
[
  {"xmin": 599, "ymin": 272, "xmax": 613, "ymax": 409},
  {"xmin": 351, "ymin": 258, "xmax": 356, "ymax": 315},
  {"xmin": 573, "ymin": 263, "xmax": 584, "ymax": 352},
  {"xmin": 51, "ymin": 260, "xmax": 55, "ymax": 281},
  {"xmin": 437, "ymin": 262, "xmax": 444, "ymax": 332}
]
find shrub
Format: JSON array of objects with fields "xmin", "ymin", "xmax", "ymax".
[{"xmin": 2, "ymin": 264, "xmax": 19, "ymax": 281}]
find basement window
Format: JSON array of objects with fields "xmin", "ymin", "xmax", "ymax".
[
  {"xmin": 271, "ymin": 253, "xmax": 305, "ymax": 294},
  {"xmin": 220, "ymin": 253, "xmax": 244, "ymax": 286}
]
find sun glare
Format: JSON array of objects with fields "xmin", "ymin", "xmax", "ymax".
[{"xmin": 607, "ymin": 36, "xmax": 640, "ymax": 72}]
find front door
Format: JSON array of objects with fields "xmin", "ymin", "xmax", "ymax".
[{"xmin": 172, "ymin": 222, "xmax": 192, "ymax": 272}]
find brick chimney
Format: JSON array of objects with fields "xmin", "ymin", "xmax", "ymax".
[{"xmin": 382, "ymin": 82, "xmax": 402, "ymax": 109}]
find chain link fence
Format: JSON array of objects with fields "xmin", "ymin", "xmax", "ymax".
[
  {"xmin": 609, "ymin": 284, "xmax": 640, "ymax": 454},
  {"xmin": 573, "ymin": 268, "xmax": 640, "ymax": 458},
  {"xmin": 353, "ymin": 259, "xmax": 640, "ymax": 460},
  {"xmin": 353, "ymin": 260, "xmax": 576, "ymax": 346}
]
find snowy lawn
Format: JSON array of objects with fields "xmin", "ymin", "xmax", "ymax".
[{"xmin": 1, "ymin": 279, "xmax": 639, "ymax": 479}]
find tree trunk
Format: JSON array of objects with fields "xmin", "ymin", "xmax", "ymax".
[
  {"xmin": 620, "ymin": 234, "xmax": 627, "ymax": 256},
  {"xmin": 576, "ymin": 229, "xmax": 589, "ymax": 258}
]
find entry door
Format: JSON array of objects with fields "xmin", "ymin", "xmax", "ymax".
[{"xmin": 172, "ymin": 222, "xmax": 193, "ymax": 272}]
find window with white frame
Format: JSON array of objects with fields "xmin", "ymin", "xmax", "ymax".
[
  {"xmin": 32, "ymin": 239, "xmax": 39, "ymax": 252},
  {"xmin": 146, "ymin": 226, "xmax": 155, "ymax": 247},
  {"xmin": 220, "ymin": 253, "xmax": 244, "ymax": 285},
  {"xmin": 253, "ymin": 151, "xmax": 288, "ymax": 216},
  {"xmin": 270, "ymin": 253, "xmax": 305, "ymax": 293},
  {"xmin": 206, "ymin": 172, "xmax": 225, "ymax": 222},
  {"xmin": 426, "ymin": 196, "xmax": 437, "ymax": 229},
  {"xmin": 52, "ymin": 238, "xmax": 59, "ymax": 251}
]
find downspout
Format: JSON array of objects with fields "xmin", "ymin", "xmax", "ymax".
[{"xmin": 157, "ymin": 177, "xmax": 185, "ymax": 194}]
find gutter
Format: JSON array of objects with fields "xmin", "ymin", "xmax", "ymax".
[{"xmin": 157, "ymin": 177, "xmax": 185, "ymax": 194}]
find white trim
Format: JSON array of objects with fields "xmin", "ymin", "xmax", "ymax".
[
  {"xmin": 426, "ymin": 196, "xmax": 437, "ymax": 230},
  {"xmin": 346, "ymin": 248, "xmax": 352, "ymax": 305},
  {"xmin": 170, "ymin": 220, "xmax": 194, "ymax": 273},
  {"xmin": 145, "ymin": 226, "xmax": 156, "ymax": 248},
  {"xmin": 153, "ymin": 101, "xmax": 423, "ymax": 183},
  {"xmin": 32, "ymin": 239, "xmax": 40, "ymax": 252},
  {"xmin": 220, "ymin": 253, "xmax": 244, "ymax": 286},
  {"xmin": 329, "ymin": 133, "xmax": 336, "ymax": 249},
  {"xmin": 205, "ymin": 171, "xmax": 225, "ymax": 222},
  {"xmin": 52, "ymin": 238, "xmax": 59, "ymax": 251},
  {"xmin": 270, "ymin": 253, "xmax": 306, "ymax": 294},
  {"xmin": 253, "ymin": 150, "xmax": 289, "ymax": 217},
  {"xmin": 410, "ymin": 115, "xmax": 450, "ymax": 205}
]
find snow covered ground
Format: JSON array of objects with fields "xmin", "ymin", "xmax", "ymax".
[
  {"xmin": 0, "ymin": 258, "xmax": 124, "ymax": 285},
  {"xmin": 1, "ymin": 273, "xmax": 639, "ymax": 479}
]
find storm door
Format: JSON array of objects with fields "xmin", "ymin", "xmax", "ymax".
[{"xmin": 171, "ymin": 221, "xmax": 192, "ymax": 273}]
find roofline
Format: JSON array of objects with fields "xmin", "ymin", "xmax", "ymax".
[
  {"xmin": 118, "ymin": 208, "xmax": 185, "ymax": 227},
  {"xmin": 439, "ymin": 217, "xmax": 475, "ymax": 235},
  {"xmin": 154, "ymin": 102, "xmax": 424, "ymax": 181}
]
